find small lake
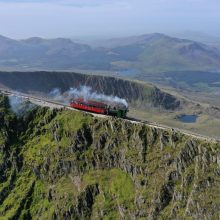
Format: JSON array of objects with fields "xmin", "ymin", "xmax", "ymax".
[{"xmin": 178, "ymin": 114, "xmax": 198, "ymax": 123}]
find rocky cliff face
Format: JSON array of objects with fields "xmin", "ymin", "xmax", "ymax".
[
  {"xmin": 0, "ymin": 71, "xmax": 180, "ymax": 110},
  {"xmin": 0, "ymin": 95, "xmax": 219, "ymax": 219}
]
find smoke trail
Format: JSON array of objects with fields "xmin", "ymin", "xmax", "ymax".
[
  {"xmin": 8, "ymin": 95, "xmax": 35, "ymax": 116},
  {"xmin": 48, "ymin": 88, "xmax": 63, "ymax": 101},
  {"xmin": 67, "ymin": 86, "xmax": 128, "ymax": 107},
  {"xmin": 48, "ymin": 86, "xmax": 128, "ymax": 107}
]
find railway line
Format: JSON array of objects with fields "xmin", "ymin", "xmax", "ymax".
[{"xmin": 0, "ymin": 88, "xmax": 219, "ymax": 143}]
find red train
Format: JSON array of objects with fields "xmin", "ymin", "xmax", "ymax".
[{"xmin": 69, "ymin": 98, "xmax": 128, "ymax": 118}]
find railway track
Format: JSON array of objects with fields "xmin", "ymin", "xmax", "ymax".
[{"xmin": 1, "ymin": 89, "xmax": 219, "ymax": 143}]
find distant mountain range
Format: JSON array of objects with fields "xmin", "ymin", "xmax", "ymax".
[
  {"xmin": 171, "ymin": 31, "xmax": 220, "ymax": 44},
  {"xmin": 0, "ymin": 33, "xmax": 220, "ymax": 73}
]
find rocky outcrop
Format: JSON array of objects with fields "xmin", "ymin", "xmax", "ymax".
[
  {"xmin": 0, "ymin": 96, "xmax": 219, "ymax": 219},
  {"xmin": 0, "ymin": 71, "xmax": 181, "ymax": 110}
]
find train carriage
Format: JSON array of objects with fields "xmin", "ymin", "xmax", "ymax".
[{"xmin": 69, "ymin": 98, "xmax": 128, "ymax": 118}]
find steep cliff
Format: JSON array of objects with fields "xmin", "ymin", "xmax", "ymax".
[
  {"xmin": 0, "ymin": 71, "xmax": 180, "ymax": 110},
  {"xmin": 0, "ymin": 95, "xmax": 219, "ymax": 219}
]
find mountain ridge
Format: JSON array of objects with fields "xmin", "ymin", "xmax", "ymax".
[
  {"xmin": 0, "ymin": 95, "xmax": 219, "ymax": 219},
  {"xmin": 0, "ymin": 33, "xmax": 220, "ymax": 72},
  {"xmin": 0, "ymin": 71, "xmax": 181, "ymax": 111}
]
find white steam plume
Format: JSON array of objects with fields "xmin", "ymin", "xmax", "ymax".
[
  {"xmin": 48, "ymin": 86, "xmax": 128, "ymax": 107},
  {"xmin": 48, "ymin": 88, "xmax": 63, "ymax": 101},
  {"xmin": 8, "ymin": 95, "xmax": 35, "ymax": 115},
  {"xmin": 68, "ymin": 86, "xmax": 128, "ymax": 107}
]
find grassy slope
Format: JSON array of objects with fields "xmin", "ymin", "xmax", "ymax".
[
  {"xmin": 128, "ymin": 107, "xmax": 220, "ymax": 140},
  {"xmin": 111, "ymin": 36, "xmax": 220, "ymax": 73},
  {"xmin": 1, "ymin": 34, "xmax": 220, "ymax": 73},
  {"xmin": 0, "ymin": 96, "xmax": 219, "ymax": 219}
]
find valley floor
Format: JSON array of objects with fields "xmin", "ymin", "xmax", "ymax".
[{"xmin": 129, "ymin": 107, "xmax": 220, "ymax": 140}]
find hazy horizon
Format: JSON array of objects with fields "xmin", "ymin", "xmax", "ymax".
[{"xmin": 0, "ymin": 0, "xmax": 220, "ymax": 40}]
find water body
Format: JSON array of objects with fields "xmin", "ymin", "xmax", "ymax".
[{"xmin": 178, "ymin": 114, "xmax": 198, "ymax": 123}]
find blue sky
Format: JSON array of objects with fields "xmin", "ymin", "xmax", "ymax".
[{"xmin": 0, "ymin": 0, "xmax": 219, "ymax": 39}]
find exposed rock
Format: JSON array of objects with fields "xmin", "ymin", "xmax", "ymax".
[
  {"xmin": 0, "ymin": 71, "xmax": 181, "ymax": 110},
  {"xmin": 0, "ymin": 95, "xmax": 219, "ymax": 219}
]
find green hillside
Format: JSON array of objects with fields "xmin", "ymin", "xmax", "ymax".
[
  {"xmin": 111, "ymin": 34, "xmax": 220, "ymax": 73},
  {"xmin": 0, "ymin": 34, "xmax": 220, "ymax": 73},
  {"xmin": 0, "ymin": 95, "xmax": 219, "ymax": 219}
]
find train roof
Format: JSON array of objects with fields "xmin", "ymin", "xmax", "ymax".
[
  {"xmin": 72, "ymin": 98, "xmax": 107, "ymax": 108},
  {"xmin": 71, "ymin": 98, "xmax": 128, "ymax": 110}
]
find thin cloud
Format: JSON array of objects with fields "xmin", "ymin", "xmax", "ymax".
[{"xmin": 0, "ymin": 0, "xmax": 219, "ymax": 39}]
